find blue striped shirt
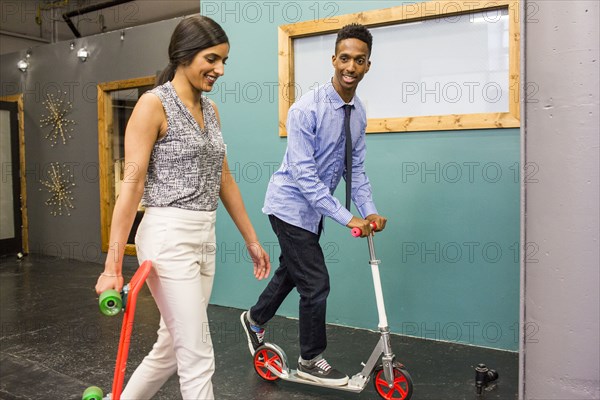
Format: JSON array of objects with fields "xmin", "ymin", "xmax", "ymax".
[{"xmin": 263, "ymin": 82, "xmax": 378, "ymax": 234}]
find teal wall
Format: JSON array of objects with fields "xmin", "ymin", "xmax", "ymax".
[{"xmin": 202, "ymin": 1, "xmax": 520, "ymax": 351}]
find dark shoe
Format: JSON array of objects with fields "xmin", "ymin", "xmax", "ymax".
[
  {"xmin": 297, "ymin": 357, "xmax": 349, "ymax": 386},
  {"xmin": 240, "ymin": 311, "xmax": 264, "ymax": 355}
]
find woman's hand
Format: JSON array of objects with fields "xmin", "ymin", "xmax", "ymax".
[
  {"xmin": 246, "ymin": 242, "xmax": 271, "ymax": 280},
  {"xmin": 95, "ymin": 266, "xmax": 124, "ymax": 295}
]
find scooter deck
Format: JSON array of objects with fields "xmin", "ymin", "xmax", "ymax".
[
  {"xmin": 108, "ymin": 260, "xmax": 152, "ymax": 400},
  {"xmin": 273, "ymin": 368, "xmax": 367, "ymax": 393}
]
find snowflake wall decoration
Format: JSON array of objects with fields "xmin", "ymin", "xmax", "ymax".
[
  {"xmin": 40, "ymin": 93, "xmax": 76, "ymax": 146},
  {"xmin": 40, "ymin": 163, "xmax": 76, "ymax": 216}
]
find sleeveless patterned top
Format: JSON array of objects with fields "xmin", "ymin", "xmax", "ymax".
[{"xmin": 142, "ymin": 81, "xmax": 226, "ymax": 211}]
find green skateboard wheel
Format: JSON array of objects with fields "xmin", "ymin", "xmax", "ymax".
[
  {"xmin": 82, "ymin": 385, "xmax": 103, "ymax": 400},
  {"xmin": 99, "ymin": 289, "xmax": 122, "ymax": 316}
]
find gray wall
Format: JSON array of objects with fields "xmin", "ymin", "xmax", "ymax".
[
  {"xmin": 0, "ymin": 35, "xmax": 50, "ymax": 56},
  {"xmin": 522, "ymin": 0, "xmax": 599, "ymax": 398},
  {"xmin": 0, "ymin": 17, "xmax": 184, "ymax": 266}
]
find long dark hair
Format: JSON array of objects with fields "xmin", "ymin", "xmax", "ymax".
[{"xmin": 156, "ymin": 15, "xmax": 229, "ymax": 86}]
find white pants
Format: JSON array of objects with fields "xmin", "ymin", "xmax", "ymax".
[{"xmin": 121, "ymin": 207, "xmax": 217, "ymax": 400}]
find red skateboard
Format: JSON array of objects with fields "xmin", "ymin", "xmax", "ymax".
[{"xmin": 82, "ymin": 260, "xmax": 153, "ymax": 400}]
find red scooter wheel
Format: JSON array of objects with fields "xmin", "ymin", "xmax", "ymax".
[
  {"xmin": 373, "ymin": 363, "xmax": 413, "ymax": 399},
  {"xmin": 253, "ymin": 346, "xmax": 284, "ymax": 381}
]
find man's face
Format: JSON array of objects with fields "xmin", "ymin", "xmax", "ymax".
[{"xmin": 332, "ymin": 38, "xmax": 371, "ymax": 96}]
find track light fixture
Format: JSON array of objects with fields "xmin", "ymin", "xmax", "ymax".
[
  {"xmin": 17, "ymin": 50, "xmax": 31, "ymax": 72},
  {"xmin": 77, "ymin": 47, "xmax": 89, "ymax": 62}
]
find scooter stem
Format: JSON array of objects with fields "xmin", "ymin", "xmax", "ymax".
[{"xmin": 367, "ymin": 235, "xmax": 388, "ymax": 329}]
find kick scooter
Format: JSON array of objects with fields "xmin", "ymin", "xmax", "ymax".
[
  {"xmin": 82, "ymin": 260, "xmax": 153, "ymax": 400},
  {"xmin": 252, "ymin": 224, "xmax": 414, "ymax": 399}
]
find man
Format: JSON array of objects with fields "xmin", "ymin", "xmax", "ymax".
[{"xmin": 241, "ymin": 23, "xmax": 387, "ymax": 386}]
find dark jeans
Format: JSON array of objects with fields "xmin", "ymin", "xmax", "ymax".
[{"xmin": 250, "ymin": 215, "xmax": 329, "ymax": 360}]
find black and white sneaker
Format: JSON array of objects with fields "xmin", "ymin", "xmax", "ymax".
[
  {"xmin": 297, "ymin": 356, "xmax": 349, "ymax": 386},
  {"xmin": 240, "ymin": 311, "xmax": 264, "ymax": 355}
]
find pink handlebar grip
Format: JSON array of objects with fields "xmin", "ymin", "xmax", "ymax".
[{"xmin": 350, "ymin": 222, "xmax": 377, "ymax": 237}]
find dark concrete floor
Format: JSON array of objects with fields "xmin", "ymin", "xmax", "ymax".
[{"xmin": 0, "ymin": 254, "xmax": 518, "ymax": 400}]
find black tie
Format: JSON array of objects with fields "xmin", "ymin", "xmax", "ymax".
[{"xmin": 343, "ymin": 104, "xmax": 352, "ymax": 211}]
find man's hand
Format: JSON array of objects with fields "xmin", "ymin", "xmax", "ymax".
[
  {"xmin": 346, "ymin": 216, "xmax": 373, "ymax": 237},
  {"xmin": 366, "ymin": 214, "xmax": 387, "ymax": 232}
]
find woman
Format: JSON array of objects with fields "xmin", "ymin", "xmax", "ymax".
[{"xmin": 95, "ymin": 15, "xmax": 271, "ymax": 399}]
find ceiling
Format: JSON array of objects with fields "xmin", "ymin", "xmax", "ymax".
[{"xmin": 0, "ymin": 0, "xmax": 199, "ymax": 55}]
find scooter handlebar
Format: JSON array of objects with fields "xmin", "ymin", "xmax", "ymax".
[{"xmin": 351, "ymin": 222, "xmax": 377, "ymax": 237}]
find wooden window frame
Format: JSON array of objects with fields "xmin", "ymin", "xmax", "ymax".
[
  {"xmin": 277, "ymin": 0, "xmax": 520, "ymax": 136},
  {"xmin": 0, "ymin": 94, "xmax": 28, "ymax": 253},
  {"xmin": 97, "ymin": 76, "xmax": 155, "ymax": 256}
]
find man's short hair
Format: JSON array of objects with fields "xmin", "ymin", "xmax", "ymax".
[{"xmin": 335, "ymin": 23, "xmax": 373, "ymax": 57}]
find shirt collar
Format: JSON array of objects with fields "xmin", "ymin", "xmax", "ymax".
[{"xmin": 325, "ymin": 80, "xmax": 355, "ymax": 110}]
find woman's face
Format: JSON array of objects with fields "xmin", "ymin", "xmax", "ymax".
[{"xmin": 182, "ymin": 42, "xmax": 230, "ymax": 92}]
